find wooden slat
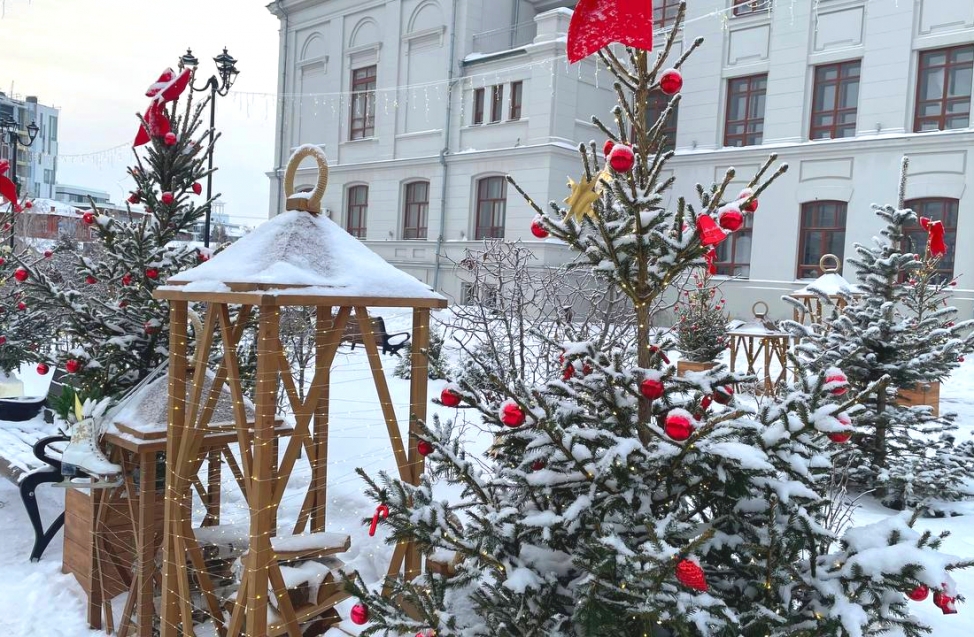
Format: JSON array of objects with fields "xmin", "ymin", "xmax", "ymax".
[
  {"xmin": 405, "ymin": 307, "xmax": 431, "ymax": 580},
  {"xmin": 312, "ymin": 306, "xmax": 332, "ymax": 532},
  {"xmin": 218, "ymin": 304, "xmax": 255, "ymax": 503},
  {"xmin": 267, "ymin": 561, "xmax": 303, "ymax": 637},
  {"xmin": 226, "ymin": 573, "xmax": 247, "ymax": 637},
  {"xmin": 136, "ymin": 451, "xmax": 157, "ymax": 637},
  {"xmin": 222, "ymin": 445, "xmax": 249, "ymax": 499},
  {"xmin": 383, "ymin": 541, "xmax": 409, "ymax": 598},
  {"xmin": 180, "ymin": 518, "xmax": 226, "ymax": 636}
]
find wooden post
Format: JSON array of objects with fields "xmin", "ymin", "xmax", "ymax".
[
  {"xmin": 203, "ymin": 449, "xmax": 220, "ymax": 526},
  {"xmin": 136, "ymin": 451, "xmax": 157, "ymax": 637},
  {"xmin": 312, "ymin": 306, "xmax": 332, "ymax": 532},
  {"xmin": 87, "ymin": 488, "xmax": 103, "ymax": 630},
  {"xmin": 405, "ymin": 307, "xmax": 431, "ymax": 580}
]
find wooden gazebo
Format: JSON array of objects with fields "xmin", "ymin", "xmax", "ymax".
[
  {"xmin": 153, "ymin": 147, "xmax": 447, "ymax": 636},
  {"xmin": 789, "ymin": 254, "xmax": 861, "ymax": 326}
]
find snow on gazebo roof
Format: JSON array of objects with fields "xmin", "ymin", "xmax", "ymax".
[{"xmin": 792, "ymin": 272, "xmax": 862, "ymax": 298}]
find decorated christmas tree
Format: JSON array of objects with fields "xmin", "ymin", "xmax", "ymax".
[
  {"xmin": 348, "ymin": 3, "xmax": 968, "ymax": 634},
  {"xmin": 674, "ymin": 270, "xmax": 728, "ymax": 364},
  {"xmin": 789, "ymin": 159, "xmax": 974, "ymax": 510}
]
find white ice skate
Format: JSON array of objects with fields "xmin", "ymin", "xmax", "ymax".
[{"xmin": 56, "ymin": 395, "xmax": 122, "ymax": 489}]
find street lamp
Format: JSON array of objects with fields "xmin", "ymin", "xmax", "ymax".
[
  {"xmin": 0, "ymin": 116, "xmax": 39, "ymax": 249},
  {"xmin": 178, "ymin": 46, "xmax": 239, "ymax": 247}
]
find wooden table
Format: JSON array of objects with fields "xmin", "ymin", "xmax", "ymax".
[{"xmin": 728, "ymin": 324, "xmax": 792, "ymax": 395}]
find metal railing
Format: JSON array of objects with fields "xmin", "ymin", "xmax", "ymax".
[{"xmin": 471, "ymin": 22, "xmax": 537, "ymax": 56}]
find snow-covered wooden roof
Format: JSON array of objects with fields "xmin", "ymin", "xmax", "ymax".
[{"xmin": 791, "ymin": 272, "xmax": 862, "ymax": 298}]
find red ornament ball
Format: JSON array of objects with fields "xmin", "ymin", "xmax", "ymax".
[
  {"xmin": 602, "ymin": 139, "xmax": 615, "ymax": 158},
  {"xmin": 0, "ymin": 258, "xmax": 5, "ymax": 266},
  {"xmin": 65, "ymin": 359, "xmax": 82, "ymax": 374},
  {"xmin": 128, "ymin": 192, "xmax": 141, "ymax": 205},
  {"xmin": 828, "ymin": 413, "xmax": 853, "ymax": 444},
  {"xmin": 85, "ymin": 275, "xmax": 97, "ymax": 285},
  {"xmin": 440, "ymin": 387, "xmax": 462, "ymax": 408},
  {"xmin": 417, "ymin": 440, "xmax": 434, "ymax": 457},
  {"xmin": 907, "ymin": 585, "xmax": 929, "ymax": 601},
  {"xmin": 350, "ymin": 603, "xmax": 369, "ymax": 625},
  {"xmin": 675, "ymin": 559, "xmax": 708, "ymax": 592},
  {"xmin": 122, "ymin": 273, "xmax": 134, "ymax": 286},
  {"xmin": 531, "ymin": 459, "xmax": 545, "ymax": 471},
  {"xmin": 198, "ymin": 252, "xmax": 209, "ymax": 262},
  {"xmin": 608, "ymin": 144, "xmax": 635, "ymax": 172},
  {"xmin": 24, "ymin": 200, "xmax": 32, "ymax": 209},
  {"xmin": 640, "ymin": 378, "xmax": 664, "ymax": 400},
  {"xmin": 659, "ymin": 68, "xmax": 684, "ymax": 95},
  {"xmin": 0, "ymin": 336, "xmax": 6, "ymax": 345},
  {"xmin": 146, "ymin": 268, "xmax": 159, "ymax": 280},
  {"xmin": 530, "ymin": 219, "xmax": 549, "ymax": 239},
  {"xmin": 825, "ymin": 369, "xmax": 848, "ymax": 395},
  {"xmin": 164, "ymin": 132, "xmax": 177, "ymax": 146},
  {"xmin": 959, "ymin": 356, "xmax": 966, "ymax": 363},
  {"xmin": 664, "ymin": 412, "xmax": 694, "ymax": 441},
  {"xmin": 714, "ymin": 385, "xmax": 735, "ymax": 405},
  {"xmin": 741, "ymin": 198, "xmax": 758, "ymax": 214},
  {"xmin": 82, "ymin": 212, "xmax": 96, "ymax": 225},
  {"xmin": 192, "ymin": 182, "xmax": 203, "ymax": 195},
  {"xmin": 16, "ymin": 301, "xmax": 26, "ymax": 311},
  {"xmin": 43, "ymin": 250, "xmax": 52, "ymax": 259},
  {"xmin": 500, "ymin": 400, "xmax": 526, "ymax": 427},
  {"xmin": 36, "ymin": 363, "xmax": 49, "ymax": 375},
  {"xmin": 13, "ymin": 268, "xmax": 28, "ymax": 282},
  {"xmin": 161, "ymin": 192, "xmax": 174, "ymax": 205},
  {"xmin": 933, "ymin": 591, "xmax": 957, "ymax": 615},
  {"xmin": 144, "ymin": 321, "xmax": 159, "ymax": 335},
  {"xmin": 718, "ymin": 208, "xmax": 744, "ymax": 233}
]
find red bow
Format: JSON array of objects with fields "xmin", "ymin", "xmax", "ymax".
[
  {"xmin": 567, "ymin": 0, "xmax": 655, "ymax": 64},
  {"xmin": 705, "ymin": 248, "xmax": 718, "ymax": 275},
  {"xmin": 919, "ymin": 217, "xmax": 947, "ymax": 258},
  {"xmin": 0, "ymin": 160, "xmax": 21, "ymax": 213},
  {"xmin": 369, "ymin": 504, "xmax": 389, "ymax": 536},
  {"xmin": 134, "ymin": 68, "xmax": 192, "ymax": 146}
]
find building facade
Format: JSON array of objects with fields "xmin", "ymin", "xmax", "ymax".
[
  {"xmin": 267, "ymin": 0, "xmax": 974, "ymax": 318},
  {"xmin": 0, "ymin": 92, "xmax": 59, "ymax": 200}
]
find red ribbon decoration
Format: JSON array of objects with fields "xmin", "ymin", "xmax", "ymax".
[
  {"xmin": 649, "ymin": 345, "xmax": 670, "ymax": 365},
  {"xmin": 919, "ymin": 216, "xmax": 947, "ymax": 258},
  {"xmin": 134, "ymin": 68, "xmax": 192, "ymax": 147},
  {"xmin": 567, "ymin": 0, "xmax": 655, "ymax": 64},
  {"xmin": 705, "ymin": 248, "xmax": 718, "ymax": 275},
  {"xmin": 0, "ymin": 160, "xmax": 21, "ymax": 213},
  {"xmin": 369, "ymin": 504, "xmax": 390, "ymax": 536}
]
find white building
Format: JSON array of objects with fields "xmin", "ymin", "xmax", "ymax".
[
  {"xmin": 0, "ymin": 92, "xmax": 59, "ymax": 200},
  {"xmin": 267, "ymin": 0, "xmax": 974, "ymax": 318}
]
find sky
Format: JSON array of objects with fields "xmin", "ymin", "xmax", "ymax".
[{"xmin": 0, "ymin": 0, "xmax": 281, "ymax": 227}]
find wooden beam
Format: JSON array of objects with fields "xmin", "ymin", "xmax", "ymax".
[
  {"xmin": 312, "ymin": 306, "xmax": 332, "ymax": 532},
  {"xmin": 405, "ymin": 307, "xmax": 431, "ymax": 580}
]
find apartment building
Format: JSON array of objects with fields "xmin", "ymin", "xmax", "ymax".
[
  {"xmin": 267, "ymin": 0, "xmax": 974, "ymax": 317},
  {"xmin": 0, "ymin": 92, "xmax": 59, "ymax": 200}
]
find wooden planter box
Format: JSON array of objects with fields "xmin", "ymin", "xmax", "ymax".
[
  {"xmin": 677, "ymin": 360, "xmax": 715, "ymax": 376},
  {"xmin": 895, "ymin": 381, "xmax": 940, "ymax": 416}
]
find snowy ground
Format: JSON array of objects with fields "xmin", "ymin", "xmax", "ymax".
[{"xmin": 0, "ymin": 308, "xmax": 970, "ymax": 635}]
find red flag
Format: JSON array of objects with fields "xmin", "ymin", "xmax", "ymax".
[
  {"xmin": 567, "ymin": 0, "xmax": 655, "ymax": 64},
  {"xmin": 919, "ymin": 216, "xmax": 947, "ymax": 258},
  {"xmin": 0, "ymin": 160, "xmax": 20, "ymax": 212}
]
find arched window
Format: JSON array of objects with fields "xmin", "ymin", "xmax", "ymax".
[
  {"xmin": 475, "ymin": 176, "xmax": 507, "ymax": 240},
  {"xmin": 904, "ymin": 198, "xmax": 959, "ymax": 281},
  {"xmin": 403, "ymin": 181, "xmax": 429, "ymax": 239},
  {"xmin": 798, "ymin": 201, "xmax": 847, "ymax": 278},
  {"xmin": 346, "ymin": 185, "xmax": 368, "ymax": 238}
]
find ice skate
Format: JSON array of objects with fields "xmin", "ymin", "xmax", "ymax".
[{"xmin": 55, "ymin": 396, "xmax": 122, "ymax": 489}]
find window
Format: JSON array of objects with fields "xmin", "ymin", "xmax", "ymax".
[
  {"xmin": 350, "ymin": 65, "xmax": 377, "ymax": 140},
  {"xmin": 798, "ymin": 201, "xmax": 847, "ymax": 279},
  {"xmin": 734, "ymin": 0, "xmax": 772, "ymax": 16},
  {"xmin": 645, "ymin": 93, "xmax": 678, "ymax": 153},
  {"xmin": 473, "ymin": 88, "xmax": 485, "ymax": 125},
  {"xmin": 509, "ymin": 81, "xmax": 523, "ymax": 120},
  {"xmin": 724, "ymin": 74, "xmax": 767, "ymax": 147},
  {"xmin": 903, "ymin": 198, "xmax": 958, "ymax": 280},
  {"xmin": 490, "ymin": 85, "xmax": 503, "ymax": 123},
  {"xmin": 460, "ymin": 282, "xmax": 498, "ymax": 308},
  {"xmin": 810, "ymin": 60, "xmax": 861, "ymax": 140},
  {"xmin": 914, "ymin": 45, "xmax": 973, "ymax": 132},
  {"xmin": 403, "ymin": 181, "xmax": 429, "ymax": 240},
  {"xmin": 346, "ymin": 185, "xmax": 368, "ymax": 239},
  {"xmin": 653, "ymin": 0, "xmax": 682, "ymax": 28},
  {"xmin": 715, "ymin": 214, "xmax": 752, "ymax": 277},
  {"xmin": 475, "ymin": 176, "xmax": 507, "ymax": 240}
]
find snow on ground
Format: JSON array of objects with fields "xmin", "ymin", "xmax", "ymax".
[{"xmin": 0, "ymin": 309, "xmax": 970, "ymax": 635}]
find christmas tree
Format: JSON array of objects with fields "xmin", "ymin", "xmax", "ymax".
[
  {"xmin": 349, "ymin": 4, "xmax": 968, "ymax": 635},
  {"xmin": 789, "ymin": 159, "xmax": 974, "ymax": 510}
]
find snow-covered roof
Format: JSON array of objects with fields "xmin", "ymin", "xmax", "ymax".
[
  {"xmin": 163, "ymin": 210, "xmax": 446, "ymax": 303},
  {"xmin": 18, "ymin": 198, "xmax": 83, "ymax": 218},
  {"xmin": 792, "ymin": 272, "xmax": 862, "ymax": 297}
]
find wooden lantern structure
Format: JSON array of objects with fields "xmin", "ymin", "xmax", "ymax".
[
  {"xmin": 153, "ymin": 146, "xmax": 447, "ymax": 636},
  {"xmin": 789, "ymin": 254, "xmax": 861, "ymax": 326},
  {"xmin": 728, "ymin": 301, "xmax": 792, "ymax": 395}
]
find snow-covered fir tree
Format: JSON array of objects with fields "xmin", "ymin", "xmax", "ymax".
[
  {"xmin": 788, "ymin": 159, "xmax": 974, "ymax": 510},
  {"xmin": 349, "ymin": 5, "xmax": 969, "ymax": 635}
]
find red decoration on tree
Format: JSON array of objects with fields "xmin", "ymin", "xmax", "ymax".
[
  {"xmin": 161, "ymin": 192, "xmax": 175, "ymax": 205},
  {"xmin": 128, "ymin": 192, "xmax": 141, "ymax": 204},
  {"xmin": 825, "ymin": 368, "xmax": 848, "ymax": 395},
  {"xmin": 531, "ymin": 459, "xmax": 546, "ymax": 471},
  {"xmin": 85, "ymin": 275, "xmax": 97, "ymax": 285},
  {"xmin": 144, "ymin": 321, "xmax": 159, "ymax": 335},
  {"xmin": 0, "ymin": 258, "xmax": 5, "ymax": 266},
  {"xmin": 714, "ymin": 385, "xmax": 735, "ymax": 405},
  {"xmin": 530, "ymin": 218, "xmax": 549, "ymax": 239},
  {"xmin": 919, "ymin": 217, "xmax": 947, "ymax": 257},
  {"xmin": 664, "ymin": 411, "xmax": 694, "ymax": 441},
  {"xmin": 369, "ymin": 504, "xmax": 389, "ymax": 537},
  {"xmin": 640, "ymin": 377, "xmax": 664, "ymax": 400},
  {"xmin": 350, "ymin": 603, "xmax": 370, "ymax": 625},
  {"xmin": 13, "ymin": 268, "xmax": 27, "ymax": 282},
  {"xmin": 122, "ymin": 273, "xmax": 134, "ymax": 286},
  {"xmin": 16, "ymin": 301, "xmax": 26, "ymax": 311},
  {"xmin": 36, "ymin": 363, "xmax": 49, "ymax": 375},
  {"xmin": 82, "ymin": 211, "xmax": 96, "ymax": 225},
  {"xmin": 828, "ymin": 412, "xmax": 853, "ymax": 444},
  {"xmin": 164, "ymin": 132, "xmax": 177, "ymax": 146},
  {"xmin": 0, "ymin": 336, "xmax": 6, "ymax": 345},
  {"xmin": 0, "ymin": 160, "xmax": 22, "ymax": 213},
  {"xmin": 198, "ymin": 251, "xmax": 209, "ymax": 262},
  {"xmin": 65, "ymin": 359, "xmax": 82, "ymax": 374},
  {"xmin": 500, "ymin": 400, "xmax": 526, "ymax": 427},
  {"xmin": 933, "ymin": 590, "xmax": 957, "ymax": 615},
  {"xmin": 659, "ymin": 68, "xmax": 683, "ymax": 95},
  {"xmin": 567, "ymin": 0, "xmax": 654, "ymax": 64},
  {"xmin": 907, "ymin": 585, "xmax": 929, "ymax": 601},
  {"xmin": 608, "ymin": 144, "xmax": 635, "ymax": 172},
  {"xmin": 717, "ymin": 207, "xmax": 744, "ymax": 232},
  {"xmin": 417, "ymin": 440, "xmax": 434, "ymax": 457},
  {"xmin": 705, "ymin": 248, "xmax": 718, "ymax": 275},
  {"xmin": 697, "ymin": 214, "xmax": 727, "ymax": 246},
  {"xmin": 146, "ymin": 268, "xmax": 159, "ymax": 280},
  {"xmin": 739, "ymin": 188, "xmax": 759, "ymax": 213},
  {"xmin": 43, "ymin": 250, "xmax": 52, "ymax": 259},
  {"xmin": 23, "ymin": 200, "xmax": 32, "ymax": 209},
  {"xmin": 675, "ymin": 559, "xmax": 708, "ymax": 591},
  {"xmin": 134, "ymin": 68, "xmax": 192, "ymax": 146},
  {"xmin": 192, "ymin": 182, "xmax": 203, "ymax": 195},
  {"xmin": 440, "ymin": 386, "xmax": 462, "ymax": 407},
  {"xmin": 602, "ymin": 139, "xmax": 615, "ymax": 157}
]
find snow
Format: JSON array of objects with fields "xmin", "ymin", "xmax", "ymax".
[
  {"xmin": 271, "ymin": 532, "xmax": 350, "ymax": 554},
  {"xmin": 165, "ymin": 210, "xmax": 444, "ymax": 301},
  {"xmin": 792, "ymin": 272, "xmax": 862, "ymax": 297}
]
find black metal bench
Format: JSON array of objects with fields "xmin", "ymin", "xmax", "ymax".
[
  {"xmin": 341, "ymin": 315, "xmax": 411, "ymax": 356},
  {"xmin": 19, "ymin": 434, "xmax": 70, "ymax": 561}
]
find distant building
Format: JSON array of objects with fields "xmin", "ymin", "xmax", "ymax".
[
  {"xmin": 188, "ymin": 201, "xmax": 251, "ymax": 244},
  {"xmin": 0, "ymin": 92, "xmax": 59, "ymax": 200},
  {"xmin": 55, "ymin": 184, "xmax": 111, "ymax": 207},
  {"xmin": 15, "ymin": 198, "xmax": 94, "ymax": 246}
]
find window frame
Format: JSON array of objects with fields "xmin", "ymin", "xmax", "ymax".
[
  {"xmin": 490, "ymin": 85, "xmax": 504, "ymax": 123},
  {"xmin": 403, "ymin": 180, "xmax": 430, "ymax": 240},
  {"xmin": 473, "ymin": 87, "xmax": 485, "ymax": 125},
  {"xmin": 797, "ymin": 201, "xmax": 848, "ymax": 279},
  {"xmin": 345, "ymin": 184, "xmax": 369, "ymax": 239},
  {"xmin": 474, "ymin": 176, "xmax": 507, "ymax": 240},
  {"xmin": 724, "ymin": 73, "xmax": 768, "ymax": 147},
  {"xmin": 733, "ymin": 0, "xmax": 772, "ymax": 17},
  {"xmin": 914, "ymin": 44, "xmax": 974, "ymax": 133},
  {"xmin": 642, "ymin": 92, "xmax": 678, "ymax": 153},
  {"xmin": 509, "ymin": 81, "xmax": 523, "ymax": 121},
  {"xmin": 903, "ymin": 198, "xmax": 959, "ymax": 281},
  {"xmin": 809, "ymin": 60, "xmax": 861, "ymax": 140},
  {"xmin": 653, "ymin": 0, "xmax": 682, "ymax": 28},
  {"xmin": 714, "ymin": 213, "xmax": 753, "ymax": 277},
  {"xmin": 349, "ymin": 65, "xmax": 377, "ymax": 140}
]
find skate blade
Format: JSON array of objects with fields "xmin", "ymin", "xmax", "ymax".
[{"xmin": 52, "ymin": 477, "xmax": 123, "ymax": 490}]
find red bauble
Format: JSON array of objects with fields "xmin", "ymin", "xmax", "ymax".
[
  {"xmin": 933, "ymin": 591, "xmax": 957, "ymax": 615},
  {"xmin": 907, "ymin": 585, "xmax": 929, "ymax": 601},
  {"xmin": 417, "ymin": 440, "xmax": 434, "ymax": 456},
  {"xmin": 714, "ymin": 385, "xmax": 735, "ymax": 405},
  {"xmin": 13, "ymin": 267, "xmax": 27, "ymax": 282},
  {"xmin": 144, "ymin": 321, "xmax": 159, "ymax": 334},
  {"xmin": 531, "ymin": 459, "xmax": 546, "ymax": 471},
  {"xmin": 164, "ymin": 132, "xmax": 177, "ymax": 146},
  {"xmin": 16, "ymin": 301, "xmax": 26, "ymax": 311},
  {"xmin": 0, "ymin": 258, "xmax": 5, "ymax": 266},
  {"xmin": 659, "ymin": 68, "xmax": 684, "ymax": 95},
  {"xmin": 718, "ymin": 208, "xmax": 744, "ymax": 232},
  {"xmin": 675, "ymin": 559, "xmax": 708, "ymax": 592},
  {"xmin": 530, "ymin": 219, "xmax": 549, "ymax": 239},
  {"xmin": 36, "ymin": 363, "xmax": 49, "ymax": 375},
  {"xmin": 608, "ymin": 145, "xmax": 635, "ymax": 172},
  {"xmin": 0, "ymin": 336, "xmax": 6, "ymax": 345},
  {"xmin": 602, "ymin": 139, "xmax": 615, "ymax": 157},
  {"xmin": 23, "ymin": 200, "xmax": 32, "ymax": 210},
  {"xmin": 43, "ymin": 250, "xmax": 52, "ymax": 259},
  {"xmin": 65, "ymin": 359, "xmax": 82, "ymax": 374},
  {"xmin": 440, "ymin": 387, "xmax": 462, "ymax": 407},
  {"xmin": 122, "ymin": 273, "xmax": 134, "ymax": 286},
  {"xmin": 640, "ymin": 378, "xmax": 664, "ymax": 400},
  {"xmin": 192, "ymin": 182, "xmax": 203, "ymax": 195},
  {"xmin": 741, "ymin": 198, "xmax": 758, "ymax": 214},
  {"xmin": 161, "ymin": 192, "xmax": 174, "ymax": 205},
  {"xmin": 128, "ymin": 192, "xmax": 141, "ymax": 204},
  {"xmin": 664, "ymin": 412, "xmax": 694, "ymax": 441},
  {"xmin": 350, "ymin": 603, "xmax": 369, "ymax": 625},
  {"xmin": 82, "ymin": 212, "xmax": 96, "ymax": 225},
  {"xmin": 198, "ymin": 252, "xmax": 209, "ymax": 262},
  {"xmin": 828, "ymin": 413, "xmax": 853, "ymax": 443},
  {"xmin": 825, "ymin": 369, "xmax": 848, "ymax": 395},
  {"xmin": 959, "ymin": 356, "xmax": 966, "ymax": 363},
  {"xmin": 500, "ymin": 400, "xmax": 526, "ymax": 427},
  {"xmin": 146, "ymin": 268, "xmax": 159, "ymax": 280},
  {"xmin": 85, "ymin": 275, "xmax": 97, "ymax": 285}
]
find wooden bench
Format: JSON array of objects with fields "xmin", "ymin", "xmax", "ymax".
[{"xmin": 341, "ymin": 315, "xmax": 411, "ymax": 356}]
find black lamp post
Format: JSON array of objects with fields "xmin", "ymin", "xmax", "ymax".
[
  {"xmin": 178, "ymin": 47, "xmax": 239, "ymax": 247},
  {"xmin": 0, "ymin": 116, "xmax": 39, "ymax": 249}
]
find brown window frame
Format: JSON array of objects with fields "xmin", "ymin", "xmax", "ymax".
[
  {"xmin": 403, "ymin": 181, "xmax": 429, "ymax": 240},
  {"xmin": 797, "ymin": 201, "xmax": 848, "ymax": 279},
  {"xmin": 724, "ymin": 74, "xmax": 767, "ymax": 147},
  {"xmin": 349, "ymin": 65, "xmax": 377, "ymax": 140},
  {"xmin": 509, "ymin": 81, "xmax": 523, "ymax": 120},
  {"xmin": 473, "ymin": 88, "xmax": 485, "ymax": 125},
  {"xmin": 914, "ymin": 45, "xmax": 974, "ymax": 133},
  {"xmin": 642, "ymin": 92, "xmax": 678, "ymax": 153},
  {"xmin": 810, "ymin": 60, "xmax": 861, "ymax": 140},
  {"xmin": 903, "ymin": 198, "xmax": 958, "ymax": 281},
  {"xmin": 346, "ymin": 185, "xmax": 368, "ymax": 239},
  {"xmin": 653, "ymin": 0, "xmax": 682, "ymax": 28},
  {"xmin": 733, "ymin": 0, "xmax": 772, "ymax": 17},
  {"xmin": 490, "ymin": 85, "xmax": 504, "ymax": 123},
  {"xmin": 475, "ymin": 176, "xmax": 507, "ymax": 240},
  {"xmin": 715, "ymin": 214, "xmax": 753, "ymax": 277}
]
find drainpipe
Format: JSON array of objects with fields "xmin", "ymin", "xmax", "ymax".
[
  {"xmin": 274, "ymin": 0, "xmax": 290, "ymax": 217},
  {"xmin": 432, "ymin": 0, "xmax": 459, "ymax": 291}
]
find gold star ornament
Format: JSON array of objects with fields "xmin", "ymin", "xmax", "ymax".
[{"xmin": 564, "ymin": 167, "xmax": 612, "ymax": 223}]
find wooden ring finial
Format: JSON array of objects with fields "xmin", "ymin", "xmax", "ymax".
[
  {"xmin": 752, "ymin": 301, "xmax": 769, "ymax": 319},
  {"xmin": 284, "ymin": 146, "xmax": 329, "ymax": 215},
  {"xmin": 819, "ymin": 254, "xmax": 841, "ymax": 274}
]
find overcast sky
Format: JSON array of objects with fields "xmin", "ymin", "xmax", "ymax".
[{"xmin": 1, "ymin": 0, "xmax": 280, "ymax": 227}]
